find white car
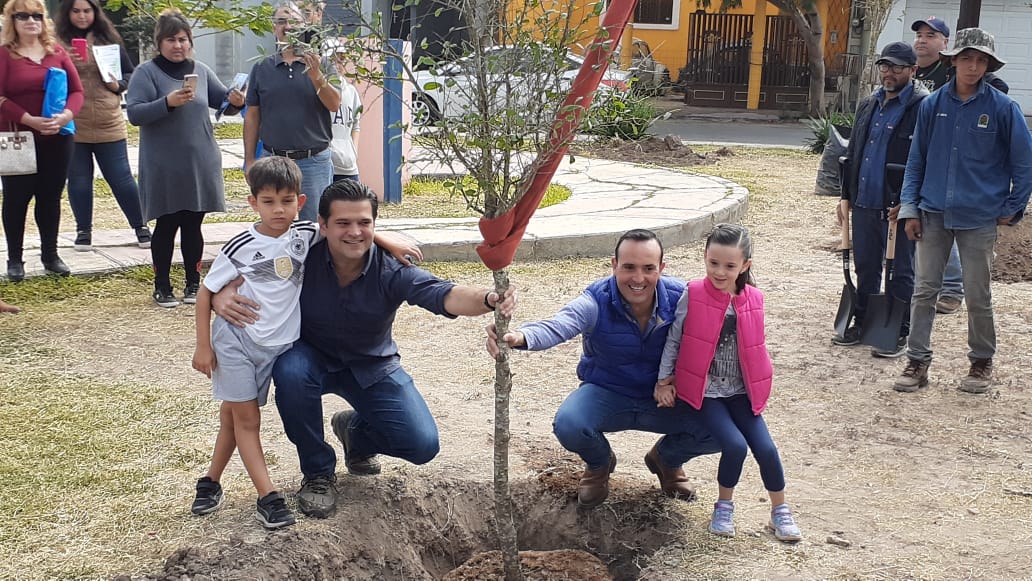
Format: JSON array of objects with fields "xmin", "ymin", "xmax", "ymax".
[{"xmin": 411, "ymin": 45, "xmax": 631, "ymax": 127}]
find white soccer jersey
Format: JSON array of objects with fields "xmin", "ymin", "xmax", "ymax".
[{"xmin": 203, "ymin": 221, "xmax": 319, "ymax": 346}]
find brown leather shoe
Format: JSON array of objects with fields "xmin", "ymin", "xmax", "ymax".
[
  {"xmin": 577, "ymin": 452, "xmax": 617, "ymax": 508},
  {"xmin": 644, "ymin": 445, "xmax": 697, "ymax": 501}
]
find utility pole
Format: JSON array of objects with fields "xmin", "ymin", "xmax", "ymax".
[{"xmin": 957, "ymin": 0, "xmax": 981, "ymax": 29}]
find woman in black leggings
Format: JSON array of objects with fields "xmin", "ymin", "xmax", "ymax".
[
  {"xmin": 1, "ymin": 0, "xmax": 84, "ymax": 281},
  {"xmin": 125, "ymin": 10, "xmax": 242, "ymax": 306}
]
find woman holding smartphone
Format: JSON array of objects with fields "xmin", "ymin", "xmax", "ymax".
[
  {"xmin": 0, "ymin": 0, "xmax": 83, "ymax": 281},
  {"xmin": 126, "ymin": 8, "xmax": 243, "ymax": 308},
  {"xmin": 56, "ymin": 0, "xmax": 150, "ymax": 252}
]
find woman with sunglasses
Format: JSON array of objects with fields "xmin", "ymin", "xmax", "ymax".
[
  {"xmin": 0, "ymin": 0, "xmax": 83, "ymax": 281},
  {"xmin": 56, "ymin": 0, "xmax": 150, "ymax": 253}
]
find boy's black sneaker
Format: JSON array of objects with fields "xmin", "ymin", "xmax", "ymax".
[
  {"xmin": 183, "ymin": 284, "xmax": 199, "ymax": 305},
  {"xmin": 135, "ymin": 226, "xmax": 152, "ymax": 249},
  {"xmin": 191, "ymin": 476, "xmax": 224, "ymax": 515},
  {"xmin": 153, "ymin": 288, "xmax": 180, "ymax": 308},
  {"xmin": 74, "ymin": 230, "xmax": 92, "ymax": 252},
  {"xmin": 256, "ymin": 491, "xmax": 296, "ymax": 529}
]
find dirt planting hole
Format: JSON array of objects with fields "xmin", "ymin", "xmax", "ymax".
[{"xmin": 131, "ymin": 468, "xmax": 683, "ymax": 581}]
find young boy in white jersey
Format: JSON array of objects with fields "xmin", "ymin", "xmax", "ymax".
[
  {"xmin": 190, "ymin": 157, "xmax": 421, "ymax": 528},
  {"xmin": 191, "ymin": 156, "xmax": 315, "ymax": 528}
]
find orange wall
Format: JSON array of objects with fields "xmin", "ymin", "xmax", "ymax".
[{"xmin": 626, "ymin": 0, "xmax": 833, "ymax": 82}]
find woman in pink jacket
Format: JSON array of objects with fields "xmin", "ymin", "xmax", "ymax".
[{"xmin": 655, "ymin": 223, "xmax": 802, "ymax": 543}]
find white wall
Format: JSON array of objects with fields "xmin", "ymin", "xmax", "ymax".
[{"xmin": 876, "ymin": 0, "xmax": 1032, "ymax": 113}]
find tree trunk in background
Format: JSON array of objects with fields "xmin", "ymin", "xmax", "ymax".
[
  {"xmin": 490, "ymin": 268, "xmax": 523, "ymax": 581},
  {"xmin": 957, "ymin": 0, "xmax": 982, "ymax": 29},
  {"xmin": 789, "ymin": 8, "xmax": 825, "ymax": 116}
]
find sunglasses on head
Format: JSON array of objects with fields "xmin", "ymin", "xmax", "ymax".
[{"xmin": 13, "ymin": 12, "xmax": 45, "ymax": 22}]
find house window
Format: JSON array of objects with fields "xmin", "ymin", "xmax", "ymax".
[{"xmin": 635, "ymin": 0, "xmax": 673, "ymax": 25}]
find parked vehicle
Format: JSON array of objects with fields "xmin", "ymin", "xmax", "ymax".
[{"xmin": 411, "ymin": 45, "xmax": 631, "ymax": 127}]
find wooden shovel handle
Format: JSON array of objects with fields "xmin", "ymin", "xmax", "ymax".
[
  {"xmin": 885, "ymin": 216, "xmax": 898, "ymax": 261},
  {"xmin": 839, "ymin": 199, "xmax": 851, "ymax": 251}
]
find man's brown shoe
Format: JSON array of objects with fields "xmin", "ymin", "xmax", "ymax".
[
  {"xmin": 644, "ymin": 445, "xmax": 697, "ymax": 501},
  {"xmin": 893, "ymin": 358, "xmax": 930, "ymax": 393},
  {"xmin": 577, "ymin": 452, "xmax": 616, "ymax": 508},
  {"xmin": 959, "ymin": 358, "xmax": 993, "ymax": 394},
  {"xmin": 935, "ymin": 295, "xmax": 963, "ymax": 314}
]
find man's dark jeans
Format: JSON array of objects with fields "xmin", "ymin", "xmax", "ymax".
[{"xmin": 272, "ymin": 340, "xmax": 439, "ymax": 479}]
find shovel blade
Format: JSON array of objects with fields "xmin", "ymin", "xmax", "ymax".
[
  {"xmin": 834, "ymin": 283, "xmax": 857, "ymax": 336},
  {"xmin": 860, "ymin": 295, "xmax": 907, "ymax": 352}
]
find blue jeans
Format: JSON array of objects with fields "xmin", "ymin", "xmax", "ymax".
[
  {"xmin": 272, "ymin": 340, "xmax": 439, "ymax": 479},
  {"xmin": 264, "ymin": 149, "xmax": 332, "ymax": 222},
  {"xmin": 700, "ymin": 394, "xmax": 785, "ymax": 491},
  {"xmin": 552, "ymin": 382, "xmax": 719, "ymax": 470},
  {"xmin": 67, "ymin": 140, "xmax": 144, "ymax": 231},
  {"xmin": 941, "ymin": 242, "xmax": 964, "ymax": 299},
  {"xmin": 851, "ymin": 207, "xmax": 915, "ymax": 335},
  {"xmin": 907, "ymin": 211, "xmax": 998, "ymax": 363}
]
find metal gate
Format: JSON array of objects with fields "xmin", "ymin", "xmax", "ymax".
[{"xmin": 681, "ymin": 12, "xmax": 810, "ymax": 109}]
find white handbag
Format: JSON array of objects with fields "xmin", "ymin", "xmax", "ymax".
[{"xmin": 0, "ymin": 125, "xmax": 37, "ymax": 176}]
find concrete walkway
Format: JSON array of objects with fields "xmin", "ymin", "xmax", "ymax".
[{"xmin": 1, "ymin": 140, "xmax": 748, "ymax": 280}]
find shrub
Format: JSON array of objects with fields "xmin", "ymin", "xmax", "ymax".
[
  {"xmin": 580, "ymin": 90, "xmax": 659, "ymax": 141},
  {"xmin": 803, "ymin": 111, "xmax": 854, "ymax": 154}
]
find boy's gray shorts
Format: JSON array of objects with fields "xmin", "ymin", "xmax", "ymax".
[{"xmin": 211, "ymin": 318, "xmax": 292, "ymax": 406}]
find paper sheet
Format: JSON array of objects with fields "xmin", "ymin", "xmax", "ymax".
[{"xmin": 91, "ymin": 44, "xmax": 122, "ymax": 83}]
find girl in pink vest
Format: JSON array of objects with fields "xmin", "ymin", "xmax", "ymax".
[{"xmin": 655, "ymin": 224, "xmax": 801, "ymax": 542}]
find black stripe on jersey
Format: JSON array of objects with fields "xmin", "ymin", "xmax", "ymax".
[
  {"xmin": 222, "ymin": 229, "xmax": 256, "ymax": 258},
  {"xmin": 293, "ymin": 220, "xmax": 319, "ymax": 242}
]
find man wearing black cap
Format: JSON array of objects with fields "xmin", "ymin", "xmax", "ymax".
[
  {"xmin": 834, "ymin": 41, "xmax": 928, "ymax": 358},
  {"xmin": 895, "ymin": 28, "xmax": 1032, "ymax": 395}
]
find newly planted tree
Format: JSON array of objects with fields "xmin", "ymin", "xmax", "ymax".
[{"xmin": 326, "ymin": 0, "xmax": 639, "ymax": 578}]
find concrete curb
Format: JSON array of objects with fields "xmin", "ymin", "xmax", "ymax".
[{"xmin": 2, "ymin": 149, "xmax": 749, "ymax": 281}]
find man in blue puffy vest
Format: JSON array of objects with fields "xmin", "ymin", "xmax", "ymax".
[{"xmin": 487, "ymin": 229, "xmax": 718, "ymax": 508}]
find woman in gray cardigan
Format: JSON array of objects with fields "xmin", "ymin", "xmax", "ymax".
[{"xmin": 126, "ymin": 8, "xmax": 243, "ymax": 308}]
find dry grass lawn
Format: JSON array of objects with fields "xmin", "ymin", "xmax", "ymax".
[{"xmin": 1, "ymin": 147, "xmax": 1030, "ymax": 579}]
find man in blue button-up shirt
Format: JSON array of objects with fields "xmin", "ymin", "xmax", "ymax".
[
  {"xmin": 895, "ymin": 28, "xmax": 1032, "ymax": 395},
  {"xmin": 214, "ymin": 180, "xmax": 514, "ymax": 518},
  {"xmin": 835, "ymin": 42, "xmax": 928, "ymax": 358}
]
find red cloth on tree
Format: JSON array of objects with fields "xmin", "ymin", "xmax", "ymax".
[{"xmin": 476, "ymin": 0, "xmax": 639, "ymax": 270}]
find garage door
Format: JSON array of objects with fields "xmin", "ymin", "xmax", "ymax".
[{"xmin": 878, "ymin": 0, "xmax": 1032, "ymax": 113}]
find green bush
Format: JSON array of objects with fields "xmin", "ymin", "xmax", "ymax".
[
  {"xmin": 803, "ymin": 111, "xmax": 854, "ymax": 154},
  {"xmin": 580, "ymin": 90, "xmax": 659, "ymax": 141}
]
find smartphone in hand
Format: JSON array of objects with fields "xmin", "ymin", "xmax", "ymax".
[
  {"xmin": 183, "ymin": 74, "xmax": 199, "ymax": 91},
  {"xmin": 71, "ymin": 38, "xmax": 88, "ymax": 62}
]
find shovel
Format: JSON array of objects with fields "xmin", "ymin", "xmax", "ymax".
[
  {"xmin": 833, "ymin": 198, "xmax": 857, "ymax": 337},
  {"xmin": 861, "ymin": 217, "xmax": 907, "ymax": 352}
]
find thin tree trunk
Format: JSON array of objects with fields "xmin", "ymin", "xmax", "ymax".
[
  {"xmin": 788, "ymin": 8, "xmax": 825, "ymax": 116},
  {"xmin": 491, "ymin": 268, "xmax": 523, "ymax": 581}
]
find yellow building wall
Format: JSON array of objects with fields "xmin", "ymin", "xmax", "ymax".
[{"xmin": 627, "ymin": 0, "xmax": 834, "ymax": 84}]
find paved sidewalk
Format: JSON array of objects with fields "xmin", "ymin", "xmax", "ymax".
[{"xmin": 1, "ymin": 141, "xmax": 748, "ymax": 280}]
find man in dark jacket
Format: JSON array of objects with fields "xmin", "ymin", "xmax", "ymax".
[
  {"xmin": 834, "ymin": 42, "xmax": 929, "ymax": 358},
  {"xmin": 911, "ymin": 16, "xmax": 1009, "ymax": 316}
]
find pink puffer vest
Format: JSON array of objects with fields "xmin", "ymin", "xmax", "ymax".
[{"xmin": 673, "ymin": 278, "xmax": 772, "ymax": 415}]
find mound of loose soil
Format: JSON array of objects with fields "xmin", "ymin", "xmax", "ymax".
[
  {"xmin": 993, "ymin": 220, "xmax": 1032, "ymax": 282},
  {"xmin": 126, "ymin": 470, "xmax": 679, "ymax": 581},
  {"xmin": 444, "ymin": 550, "xmax": 610, "ymax": 581},
  {"xmin": 568, "ymin": 135, "xmax": 730, "ymax": 167}
]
